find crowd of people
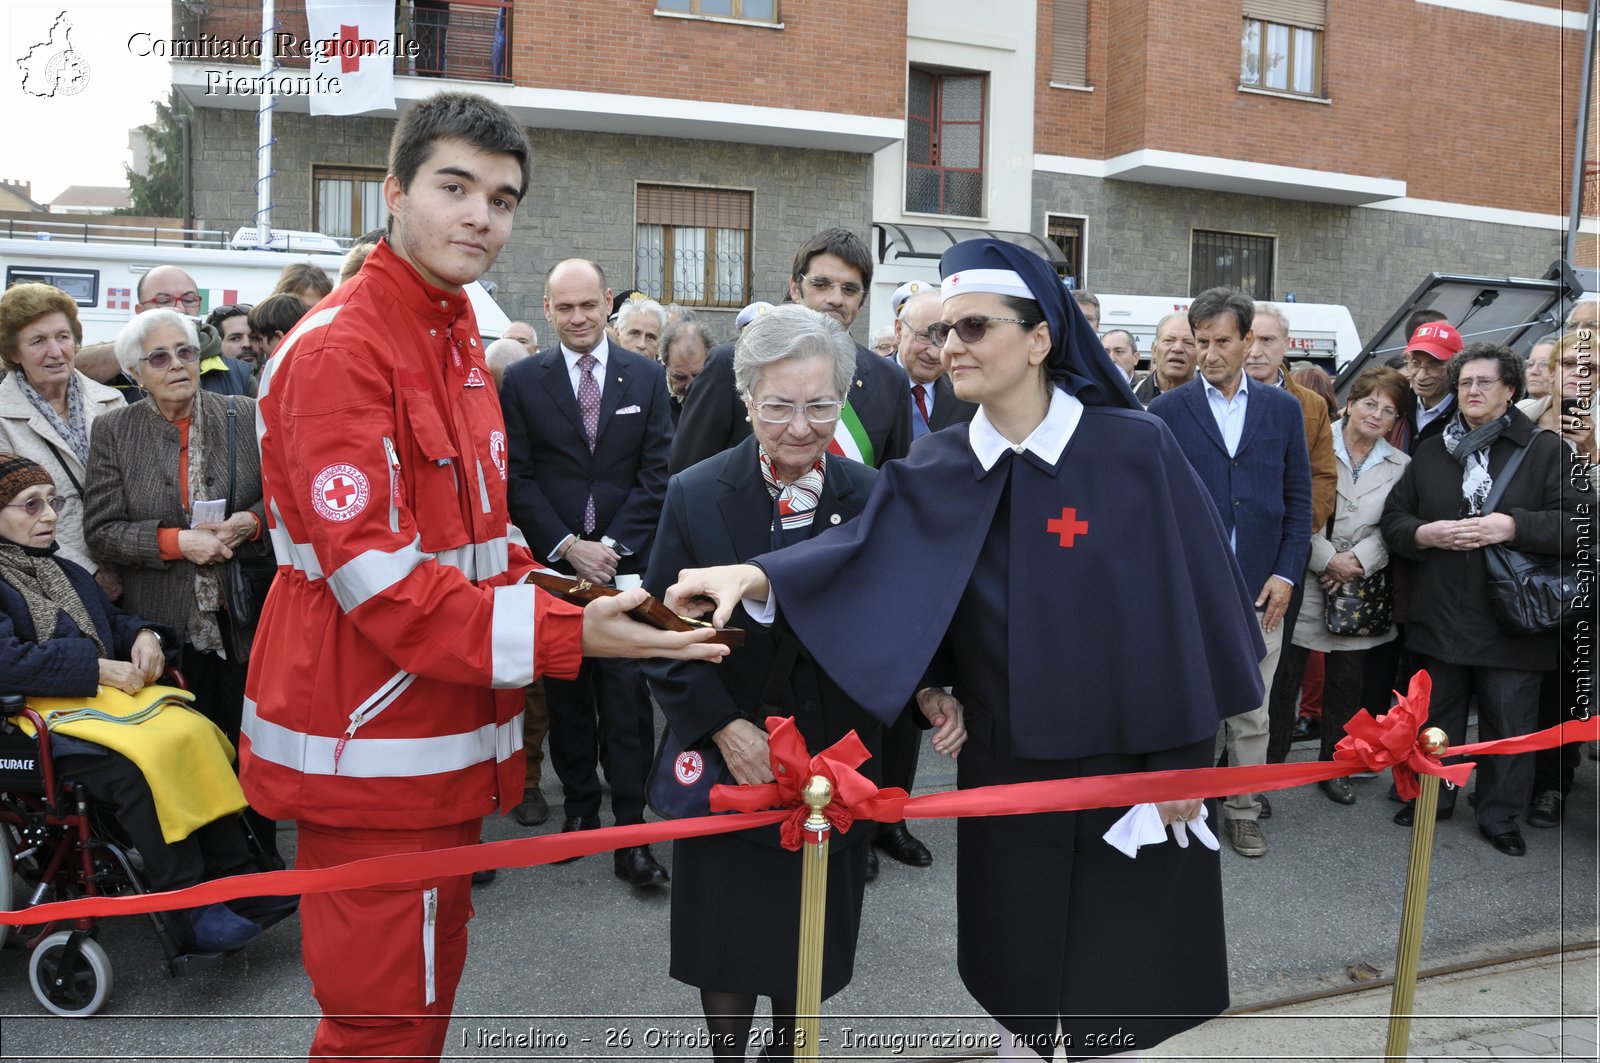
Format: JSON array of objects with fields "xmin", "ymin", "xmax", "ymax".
[{"xmin": 0, "ymin": 86, "xmax": 1592, "ymax": 1061}]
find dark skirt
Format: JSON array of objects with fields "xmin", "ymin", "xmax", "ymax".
[
  {"xmin": 955, "ymin": 734, "xmax": 1229, "ymax": 1059},
  {"xmin": 669, "ymin": 824, "xmax": 868, "ymax": 1001}
]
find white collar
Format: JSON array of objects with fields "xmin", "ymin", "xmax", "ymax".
[
  {"xmin": 1200, "ymin": 372, "xmax": 1249, "ymax": 403},
  {"xmin": 562, "ymin": 336, "xmax": 610, "ymax": 369},
  {"xmin": 967, "ymin": 386, "xmax": 1084, "ymax": 471}
]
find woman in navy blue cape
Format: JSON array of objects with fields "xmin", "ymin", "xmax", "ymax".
[{"xmin": 668, "ymin": 239, "xmax": 1264, "ymax": 1059}]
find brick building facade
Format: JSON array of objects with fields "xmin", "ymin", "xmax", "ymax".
[{"xmin": 172, "ymin": 0, "xmax": 1594, "ymax": 342}]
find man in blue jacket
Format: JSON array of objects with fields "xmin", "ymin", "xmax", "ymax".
[{"xmin": 1148, "ymin": 287, "xmax": 1312, "ymax": 858}]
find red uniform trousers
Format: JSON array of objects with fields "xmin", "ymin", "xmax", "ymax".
[{"xmin": 297, "ymin": 820, "xmax": 477, "ymax": 1061}]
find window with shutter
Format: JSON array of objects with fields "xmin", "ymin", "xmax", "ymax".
[
  {"xmin": 635, "ymin": 185, "xmax": 753, "ymax": 308},
  {"xmin": 1239, "ymin": 0, "xmax": 1325, "ymax": 98},
  {"xmin": 1051, "ymin": 0, "xmax": 1089, "ymax": 87}
]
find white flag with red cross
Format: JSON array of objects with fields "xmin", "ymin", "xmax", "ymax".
[{"xmin": 306, "ymin": 0, "xmax": 396, "ymax": 117}]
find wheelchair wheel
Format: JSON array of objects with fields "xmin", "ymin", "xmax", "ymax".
[{"xmin": 28, "ymin": 930, "xmax": 112, "ymax": 1017}]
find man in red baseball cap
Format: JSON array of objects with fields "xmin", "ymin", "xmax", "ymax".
[{"xmin": 1395, "ymin": 320, "xmax": 1463, "ymax": 454}]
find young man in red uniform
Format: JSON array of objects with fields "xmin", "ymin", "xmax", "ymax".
[{"xmin": 241, "ymin": 92, "xmax": 726, "ymax": 1061}]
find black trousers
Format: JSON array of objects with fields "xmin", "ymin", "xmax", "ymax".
[
  {"xmin": 55, "ymin": 748, "xmax": 254, "ymax": 891},
  {"xmin": 181, "ymin": 633, "xmax": 281, "ymax": 867},
  {"xmin": 546, "ymin": 656, "xmax": 651, "ymax": 824},
  {"xmin": 1533, "ymin": 623, "xmax": 1588, "ymax": 796},
  {"xmin": 1264, "ymin": 581, "xmax": 1307, "ymax": 764},
  {"xmin": 1418, "ymin": 657, "xmax": 1541, "ymax": 834},
  {"xmin": 1267, "ymin": 643, "xmax": 1369, "ymax": 762},
  {"xmin": 877, "ymin": 707, "xmax": 922, "ymax": 832}
]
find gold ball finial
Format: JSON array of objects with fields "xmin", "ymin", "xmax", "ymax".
[
  {"xmin": 801, "ymin": 775, "xmax": 833, "ymax": 832},
  {"xmin": 1419, "ymin": 727, "xmax": 1449, "ymax": 757}
]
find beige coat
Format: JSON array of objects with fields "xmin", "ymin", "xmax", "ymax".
[
  {"xmin": 0, "ymin": 370, "xmax": 125, "ymax": 571},
  {"xmin": 1291, "ymin": 422, "xmax": 1410, "ymax": 653}
]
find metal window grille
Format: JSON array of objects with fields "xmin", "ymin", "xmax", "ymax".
[
  {"xmin": 635, "ymin": 185, "xmax": 753, "ymax": 308},
  {"xmin": 312, "ymin": 165, "xmax": 386, "ymax": 240},
  {"xmin": 1047, "ymin": 215, "xmax": 1086, "ymax": 290},
  {"xmin": 906, "ymin": 67, "xmax": 986, "ymax": 217},
  {"xmin": 1191, "ymin": 230, "xmax": 1275, "ymax": 300}
]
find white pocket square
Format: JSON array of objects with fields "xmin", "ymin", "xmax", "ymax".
[{"xmin": 615, "ymin": 404, "xmax": 642, "ymax": 415}]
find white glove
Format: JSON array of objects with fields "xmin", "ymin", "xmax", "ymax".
[{"xmin": 1102, "ymin": 802, "xmax": 1219, "ymax": 858}]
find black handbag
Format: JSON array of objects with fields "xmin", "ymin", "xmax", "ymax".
[
  {"xmin": 1324, "ymin": 567, "xmax": 1393, "ymax": 637},
  {"xmin": 1478, "ymin": 435, "xmax": 1584, "ymax": 635},
  {"xmin": 223, "ymin": 397, "xmax": 276, "ymax": 627},
  {"xmin": 646, "ymin": 632, "xmax": 800, "ymax": 819}
]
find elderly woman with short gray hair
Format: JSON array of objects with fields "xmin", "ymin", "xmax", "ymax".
[
  {"xmin": 83, "ymin": 309, "xmax": 276, "ymax": 857},
  {"xmin": 641, "ymin": 304, "xmax": 920, "ymax": 1060}
]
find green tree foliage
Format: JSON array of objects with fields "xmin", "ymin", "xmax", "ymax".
[{"xmin": 121, "ymin": 93, "xmax": 189, "ymax": 217}]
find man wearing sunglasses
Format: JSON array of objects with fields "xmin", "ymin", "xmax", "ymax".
[{"xmin": 669, "ymin": 227, "xmax": 911, "ymax": 475}]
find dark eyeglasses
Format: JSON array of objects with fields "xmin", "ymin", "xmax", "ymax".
[
  {"xmin": 926, "ymin": 315, "xmax": 1033, "ymax": 349},
  {"xmin": 4, "ymin": 496, "xmax": 65, "ymax": 517},
  {"xmin": 141, "ymin": 345, "xmax": 201, "ymax": 371}
]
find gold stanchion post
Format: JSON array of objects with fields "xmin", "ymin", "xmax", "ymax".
[
  {"xmin": 794, "ymin": 775, "xmax": 833, "ymax": 1063},
  {"xmin": 1385, "ymin": 727, "xmax": 1449, "ymax": 1062}
]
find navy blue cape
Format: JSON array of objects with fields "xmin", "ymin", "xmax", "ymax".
[{"xmin": 756, "ymin": 407, "xmax": 1266, "ymax": 760}]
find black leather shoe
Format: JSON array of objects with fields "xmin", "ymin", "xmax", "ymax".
[
  {"xmin": 1257, "ymin": 794, "xmax": 1272, "ymax": 819},
  {"xmin": 512, "ymin": 791, "xmax": 550, "ymax": 827},
  {"xmin": 874, "ymin": 823, "xmax": 933, "ymax": 867},
  {"xmin": 554, "ymin": 813, "xmax": 600, "ymax": 864},
  {"xmin": 1318, "ymin": 778, "xmax": 1356, "ymax": 805},
  {"xmin": 1393, "ymin": 802, "xmax": 1454, "ymax": 826},
  {"xmin": 1291, "ymin": 715, "xmax": 1320, "ymax": 742},
  {"xmin": 614, "ymin": 845, "xmax": 669, "ymax": 888},
  {"xmin": 864, "ymin": 845, "xmax": 879, "ymax": 883},
  {"xmin": 1480, "ymin": 827, "xmax": 1527, "ymax": 856},
  {"xmin": 471, "ymin": 868, "xmax": 497, "ymax": 886},
  {"xmin": 1527, "ymin": 790, "xmax": 1562, "ymax": 829}
]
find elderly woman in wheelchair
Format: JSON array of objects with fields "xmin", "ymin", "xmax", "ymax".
[{"xmin": 0, "ymin": 453, "xmax": 281, "ymax": 957}]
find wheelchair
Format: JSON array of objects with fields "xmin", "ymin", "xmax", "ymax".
[{"xmin": 0, "ymin": 691, "xmax": 288, "ymax": 1017}]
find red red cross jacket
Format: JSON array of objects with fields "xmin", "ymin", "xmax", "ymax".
[{"xmin": 240, "ymin": 241, "xmax": 583, "ymax": 829}]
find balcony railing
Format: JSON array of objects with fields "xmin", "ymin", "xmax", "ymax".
[{"xmin": 175, "ymin": 0, "xmax": 514, "ymax": 84}]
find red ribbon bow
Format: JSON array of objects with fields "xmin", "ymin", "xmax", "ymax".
[
  {"xmin": 1332, "ymin": 670, "xmax": 1474, "ymax": 801},
  {"xmin": 708, "ymin": 716, "xmax": 908, "ymax": 850}
]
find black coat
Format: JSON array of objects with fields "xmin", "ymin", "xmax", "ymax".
[
  {"xmin": 668, "ymin": 342, "xmax": 913, "ymax": 473},
  {"xmin": 643, "ymin": 436, "xmax": 882, "ymax": 815},
  {"xmin": 0, "ymin": 551, "xmax": 175, "ymax": 697},
  {"xmin": 922, "ymin": 373, "xmax": 979, "ymax": 432},
  {"xmin": 1381, "ymin": 410, "xmax": 1585, "ymax": 672}
]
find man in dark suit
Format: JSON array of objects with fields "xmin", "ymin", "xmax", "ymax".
[
  {"xmin": 898, "ymin": 288, "xmax": 978, "ymax": 440},
  {"xmin": 668, "ymin": 227, "xmax": 912, "ymax": 474},
  {"xmin": 1147, "ymin": 287, "xmax": 1311, "ymax": 859},
  {"xmin": 501, "ymin": 258, "xmax": 674, "ymax": 890}
]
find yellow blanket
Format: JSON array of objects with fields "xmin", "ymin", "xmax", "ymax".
[{"xmin": 17, "ymin": 685, "xmax": 248, "ymax": 843}]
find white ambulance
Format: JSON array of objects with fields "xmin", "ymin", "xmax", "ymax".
[{"xmin": 0, "ymin": 223, "xmax": 510, "ymax": 345}]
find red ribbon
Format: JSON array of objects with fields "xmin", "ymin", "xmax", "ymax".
[
  {"xmin": 706, "ymin": 716, "xmax": 908, "ymax": 849},
  {"xmin": 4, "ymin": 678, "xmax": 1594, "ymax": 927}
]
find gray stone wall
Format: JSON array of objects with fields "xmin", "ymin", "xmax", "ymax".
[
  {"xmin": 192, "ymin": 108, "xmax": 873, "ymax": 340},
  {"xmin": 1032, "ymin": 172, "xmax": 1567, "ymax": 342}
]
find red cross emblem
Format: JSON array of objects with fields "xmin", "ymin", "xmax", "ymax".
[
  {"xmin": 324, "ymin": 24, "xmax": 378, "ymax": 74},
  {"xmin": 311, "ymin": 463, "xmax": 370, "ymax": 523},
  {"xmin": 1047, "ymin": 507, "xmax": 1089, "ymax": 547}
]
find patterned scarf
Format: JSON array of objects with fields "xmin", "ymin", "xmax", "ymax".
[
  {"xmin": 0, "ymin": 538, "xmax": 106, "ymax": 656},
  {"xmin": 1442, "ymin": 409, "xmax": 1511, "ymax": 516},
  {"xmin": 180, "ymin": 397, "xmax": 226, "ymax": 657},
  {"xmin": 760, "ymin": 450, "xmax": 826, "ymax": 534},
  {"xmin": 18, "ymin": 374, "xmax": 89, "ymax": 465}
]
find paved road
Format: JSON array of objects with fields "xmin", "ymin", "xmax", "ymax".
[{"xmin": 1, "ymin": 728, "xmax": 1595, "ymax": 1061}]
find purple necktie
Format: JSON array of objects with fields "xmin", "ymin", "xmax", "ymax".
[{"xmin": 578, "ymin": 353, "xmax": 600, "ymax": 533}]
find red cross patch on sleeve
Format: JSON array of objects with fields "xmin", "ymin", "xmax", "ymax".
[{"xmin": 311, "ymin": 464, "xmax": 371, "ymax": 522}]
